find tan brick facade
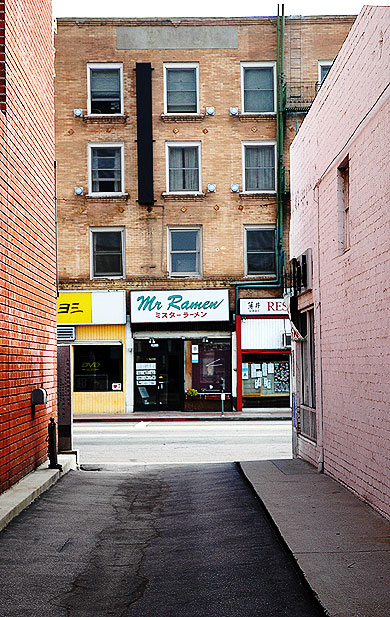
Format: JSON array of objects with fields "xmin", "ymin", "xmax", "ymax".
[{"xmin": 55, "ymin": 16, "xmax": 354, "ymax": 303}]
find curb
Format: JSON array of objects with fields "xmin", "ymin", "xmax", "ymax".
[
  {"xmin": 0, "ymin": 453, "xmax": 78, "ymax": 533},
  {"xmin": 74, "ymin": 415, "xmax": 292, "ymax": 423}
]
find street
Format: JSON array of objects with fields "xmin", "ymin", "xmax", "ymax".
[
  {"xmin": 0, "ymin": 464, "xmax": 324, "ymax": 617},
  {"xmin": 73, "ymin": 421, "xmax": 293, "ymax": 465}
]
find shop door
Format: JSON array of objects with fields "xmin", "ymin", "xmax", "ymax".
[{"xmin": 134, "ymin": 339, "xmax": 184, "ymax": 411}]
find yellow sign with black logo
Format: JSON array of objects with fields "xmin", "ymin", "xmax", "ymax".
[{"xmin": 57, "ymin": 292, "xmax": 92, "ymax": 324}]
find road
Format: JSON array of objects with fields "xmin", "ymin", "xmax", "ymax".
[
  {"xmin": 73, "ymin": 420, "xmax": 292, "ymax": 465},
  {"xmin": 0, "ymin": 464, "xmax": 324, "ymax": 617}
]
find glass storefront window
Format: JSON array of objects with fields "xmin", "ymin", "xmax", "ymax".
[
  {"xmin": 191, "ymin": 341, "xmax": 231, "ymax": 393},
  {"xmin": 242, "ymin": 354, "xmax": 290, "ymax": 407},
  {"xmin": 74, "ymin": 345, "xmax": 123, "ymax": 392}
]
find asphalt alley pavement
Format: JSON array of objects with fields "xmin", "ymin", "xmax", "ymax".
[{"xmin": 0, "ymin": 464, "xmax": 325, "ymax": 617}]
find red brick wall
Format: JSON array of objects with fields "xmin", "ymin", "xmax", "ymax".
[{"xmin": 0, "ymin": 0, "xmax": 56, "ymax": 493}]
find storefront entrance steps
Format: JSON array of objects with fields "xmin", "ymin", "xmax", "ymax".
[{"xmin": 73, "ymin": 408, "xmax": 292, "ymax": 422}]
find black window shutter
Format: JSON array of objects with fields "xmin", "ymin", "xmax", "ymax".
[{"xmin": 136, "ymin": 63, "xmax": 154, "ymax": 205}]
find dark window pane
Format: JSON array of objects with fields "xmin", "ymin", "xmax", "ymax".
[
  {"xmin": 247, "ymin": 229, "xmax": 275, "ymax": 251},
  {"xmin": 91, "ymin": 147, "xmax": 121, "ymax": 193},
  {"xmin": 247, "ymin": 252, "xmax": 275, "ymax": 274},
  {"xmin": 74, "ymin": 345, "xmax": 123, "ymax": 392},
  {"xmin": 94, "ymin": 231, "xmax": 122, "ymax": 252},
  {"xmin": 171, "ymin": 253, "xmax": 197, "ymax": 273},
  {"xmin": 244, "ymin": 68, "xmax": 274, "ymax": 112},
  {"xmin": 95, "ymin": 254, "xmax": 122, "ymax": 276},
  {"xmin": 171, "ymin": 230, "xmax": 197, "ymax": 251},
  {"xmin": 320, "ymin": 65, "xmax": 331, "ymax": 82},
  {"xmin": 90, "ymin": 69, "xmax": 121, "ymax": 114},
  {"xmin": 167, "ymin": 68, "xmax": 197, "ymax": 113}
]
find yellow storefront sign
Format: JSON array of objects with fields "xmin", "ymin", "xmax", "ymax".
[{"xmin": 57, "ymin": 292, "xmax": 92, "ymax": 324}]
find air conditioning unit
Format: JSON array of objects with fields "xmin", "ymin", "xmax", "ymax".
[
  {"xmin": 282, "ymin": 332, "xmax": 292, "ymax": 347},
  {"xmin": 57, "ymin": 326, "xmax": 76, "ymax": 341}
]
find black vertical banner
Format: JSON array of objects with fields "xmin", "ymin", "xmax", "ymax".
[{"xmin": 136, "ymin": 62, "xmax": 154, "ymax": 205}]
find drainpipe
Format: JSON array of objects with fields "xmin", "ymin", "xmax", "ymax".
[
  {"xmin": 314, "ymin": 184, "xmax": 324, "ymax": 472},
  {"xmin": 232, "ymin": 6, "xmax": 286, "ymax": 409}
]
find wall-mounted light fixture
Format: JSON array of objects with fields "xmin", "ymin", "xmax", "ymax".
[
  {"xmin": 229, "ymin": 107, "xmax": 239, "ymax": 116},
  {"xmin": 205, "ymin": 106, "xmax": 215, "ymax": 116},
  {"xmin": 74, "ymin": 187, "xmax": 84, "ymax": 196},
  {"xmin": 73, "ymin": 108, "xmax": 83, "ymax": 118},
  {"xmin": 207, "ymin": 184, "xmax": 216, "ymax": 193},
  {"xmin": 230, "ymin": 184, "xmax": 240, "ymax": 193}
]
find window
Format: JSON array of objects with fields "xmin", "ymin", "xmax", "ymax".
[
  {"xmin": 87, "ymin": 63, "xmax": 123, "ymax": 115},
  {"xmin": 164, "ymin": 63, "xmax": 199, "ymax": 114},
  {"xmin": 90, "ymin": 228, "xmax": 124, "ymax": 278},
  {"xmin": 243, "ymin": 142, "xmax": 276, "ymax": 192},
  {"xmin": 318, "ymin": 61, "xmax": 333, "ymax": 85},
  {"xmin": 299, "ymin": 309, "xmax": 316, "ymax": 440},
  {"xmin": 89, "ymin": 143, "xmax": 124, "ymax": 195},
  {"xmin": 241, "ymin": 62, "xmax": 276, "ymax": 113},
  {"xmin": 166, "ymin": 142, "xmax": 201, "ymax": 193},
  {"xmin": 168, "ymin": 227, "xmax": 201, "ymax": 277},
  {"xmin": 74, "ymin": 344, "xmax": 123, "ymax": 392},
  {"xmin": 245, "ymin": 226, "xmax": 276, "ymax": 275},
  {"xmin": 338, "ymin": 156, "xmax": 350, "ymax": 252}
]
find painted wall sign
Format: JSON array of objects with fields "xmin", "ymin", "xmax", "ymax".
[
  {"xmin": 240, "ymin": 298, "xmax": 288, "ymax": 316},
  {"xmin": 57, "ymin": 291, "xmax": 126, "ymax": 325},
  {"xmin": 130, "ymin": 290, "xmax": 229, "ymax": 323}
]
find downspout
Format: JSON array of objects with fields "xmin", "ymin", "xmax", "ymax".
[{"xmin": 314, "ymin": 184, "xmax": 324, "ymax": 472}]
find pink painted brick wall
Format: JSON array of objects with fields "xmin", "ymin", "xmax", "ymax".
[{"xmin": 290, "ymin": 6, "xmax": 390, "ymax": 519}]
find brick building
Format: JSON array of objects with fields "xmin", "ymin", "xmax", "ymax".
[
  {"xmin": 289, "ymin": 6, "xmax": 390, "ymax": 519},
  {"xmin": 54, "ymin": 14, "xmax": 353, "ymax": 415},
  {"xmin": 0, "ymin": 0, "xmax": 56, "ymax": 492}
]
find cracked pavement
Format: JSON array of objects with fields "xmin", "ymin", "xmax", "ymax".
[{"xmin": 0, "ymin": 464, "xmax": 325, "ymax": 617}]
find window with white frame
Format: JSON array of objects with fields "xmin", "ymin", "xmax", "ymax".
[
  {"xmin": 241, "ymin": 62, "xmax": 276, "ymax": 113},
  {"xmin": 166, "ymin": 142, "xmax": 201, "ymax": 193},
  {"xmin": 168, "ymin": 227, "xmax": 201, "ymax": 277},
  {"xmin": 164, "ymin": 63, "xmax": 199, "ymax": 114},
  {"xmin": 243, "ymin": 142, "xmax": 276, "ymax": 192},
  {"xmin": 90, "ymin": 228, "xmax": 125, "ymax": 278},
  {"xmin": 318, "ymin": 61, "xmax": 333, "ymax": 85},
  {"xmin": 89, "ymin": 143, "xmax": 124, "ymax": 195},
  {"xmin": 245, "ymin": 226, "xmax": 276, "ymax": 276},
  {"xmin": 87, "ymin": 63, "xmax": 123, "ymax": 115}
]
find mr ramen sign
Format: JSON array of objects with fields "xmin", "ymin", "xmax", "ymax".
[{"xmin": 130, "ymin": 290, "xmax": 229, "ymax": 323}]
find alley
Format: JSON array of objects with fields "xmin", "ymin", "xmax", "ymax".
[{"xmin": 0, "ymin": 464, "xmax": 324, "ymax": 617}]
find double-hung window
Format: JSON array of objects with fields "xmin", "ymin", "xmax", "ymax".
[
  {"xmin": 90, "ymin": 228, "xmax": 125, "ymax": 278},
  {"xmin": 245, "ymin": 226, "xmax": 276, "ymax": 276},
  {"xmin": 87, "ymin": 63, "xmax": 123, "ymax": 115},
  {"xmin": 241, "ymin": 62, "xmax": 276, "ymax": 114},
  {"xmin": 243, "ymin": 142, "xmax": 276, "ymax": 192},
  {"xmin": 89, "ymin": 143, "xmax": 124, "ymax": 195},
  {"xmin": 164, "ymin": 63, "xmax": 199, "ymax": 114},
  {"xmin": 168, "ymin": 227, "xmax": 201, "ymax": 277},
  {"xmin": 166, "ymin": 142, "xmax": 201, "ymax": 193}
]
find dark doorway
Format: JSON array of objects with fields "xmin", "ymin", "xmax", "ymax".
[{"xmin": 134, "ymin": 339, "xmax": 184, "ymax": 411}]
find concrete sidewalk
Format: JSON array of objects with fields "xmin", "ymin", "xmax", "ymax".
[
  {"xmin": 73, "ymin": 408, "xmax": 292, "ymax": 422},
  {"xmin": 240, "ymin": 459, "xmax": 390, "ymax": 617},
  {"xmin": 0, "ymin": 453, "xmax": 78, "ymax": 533}
]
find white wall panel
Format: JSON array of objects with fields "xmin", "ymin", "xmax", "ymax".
[{"xmin": 241, "ymin": 318, "xmax": 290, "ymax": 349}]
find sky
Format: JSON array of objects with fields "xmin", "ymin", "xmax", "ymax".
[{"xmin": 52, "ymin": 0, "xmax": 389, "ymax": 19}]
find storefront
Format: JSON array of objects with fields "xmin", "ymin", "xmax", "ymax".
[
  {"xmin": 236, "ymin": 299, "xmax": 291, "ymax": 410},
  {"xmin": 57, "ymin": 290, "xmax": 128, "ymax": 415},
  {"xmin": 130, "ymin": 290, "xmax": 232, "ymax": 412}
]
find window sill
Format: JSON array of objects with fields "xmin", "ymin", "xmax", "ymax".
[
  {"xmin": 160, "ymin": 113, "xmax": 205, "ymax": 122},
  {"xmin": 245, "ymin": 274, "xmax": 277, "ymax": 279},
  {"xmin": 91, "ymin": 276, "xmax": 125, "ymax": 280},
  {"xmin": 85, "ymin": 193, "xmax": 129, "ymax": 201},
  {"xmin": 239, "ymin": 192, "xmax": 276, "ymax": 199},
  {"xmin": 238, "ymin": 113, "xmax": 276, "ymax": 121},
  {"xmin": 161, "ymin": 192, "xmax": 205, "ymax": 201},
  {"xmin": 83, "ymin": 114, "xmax": 128, "ymax": 124},
  {"xmin": 168, "ymin": 274, "xmax": 202, "ymax": 279}
]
